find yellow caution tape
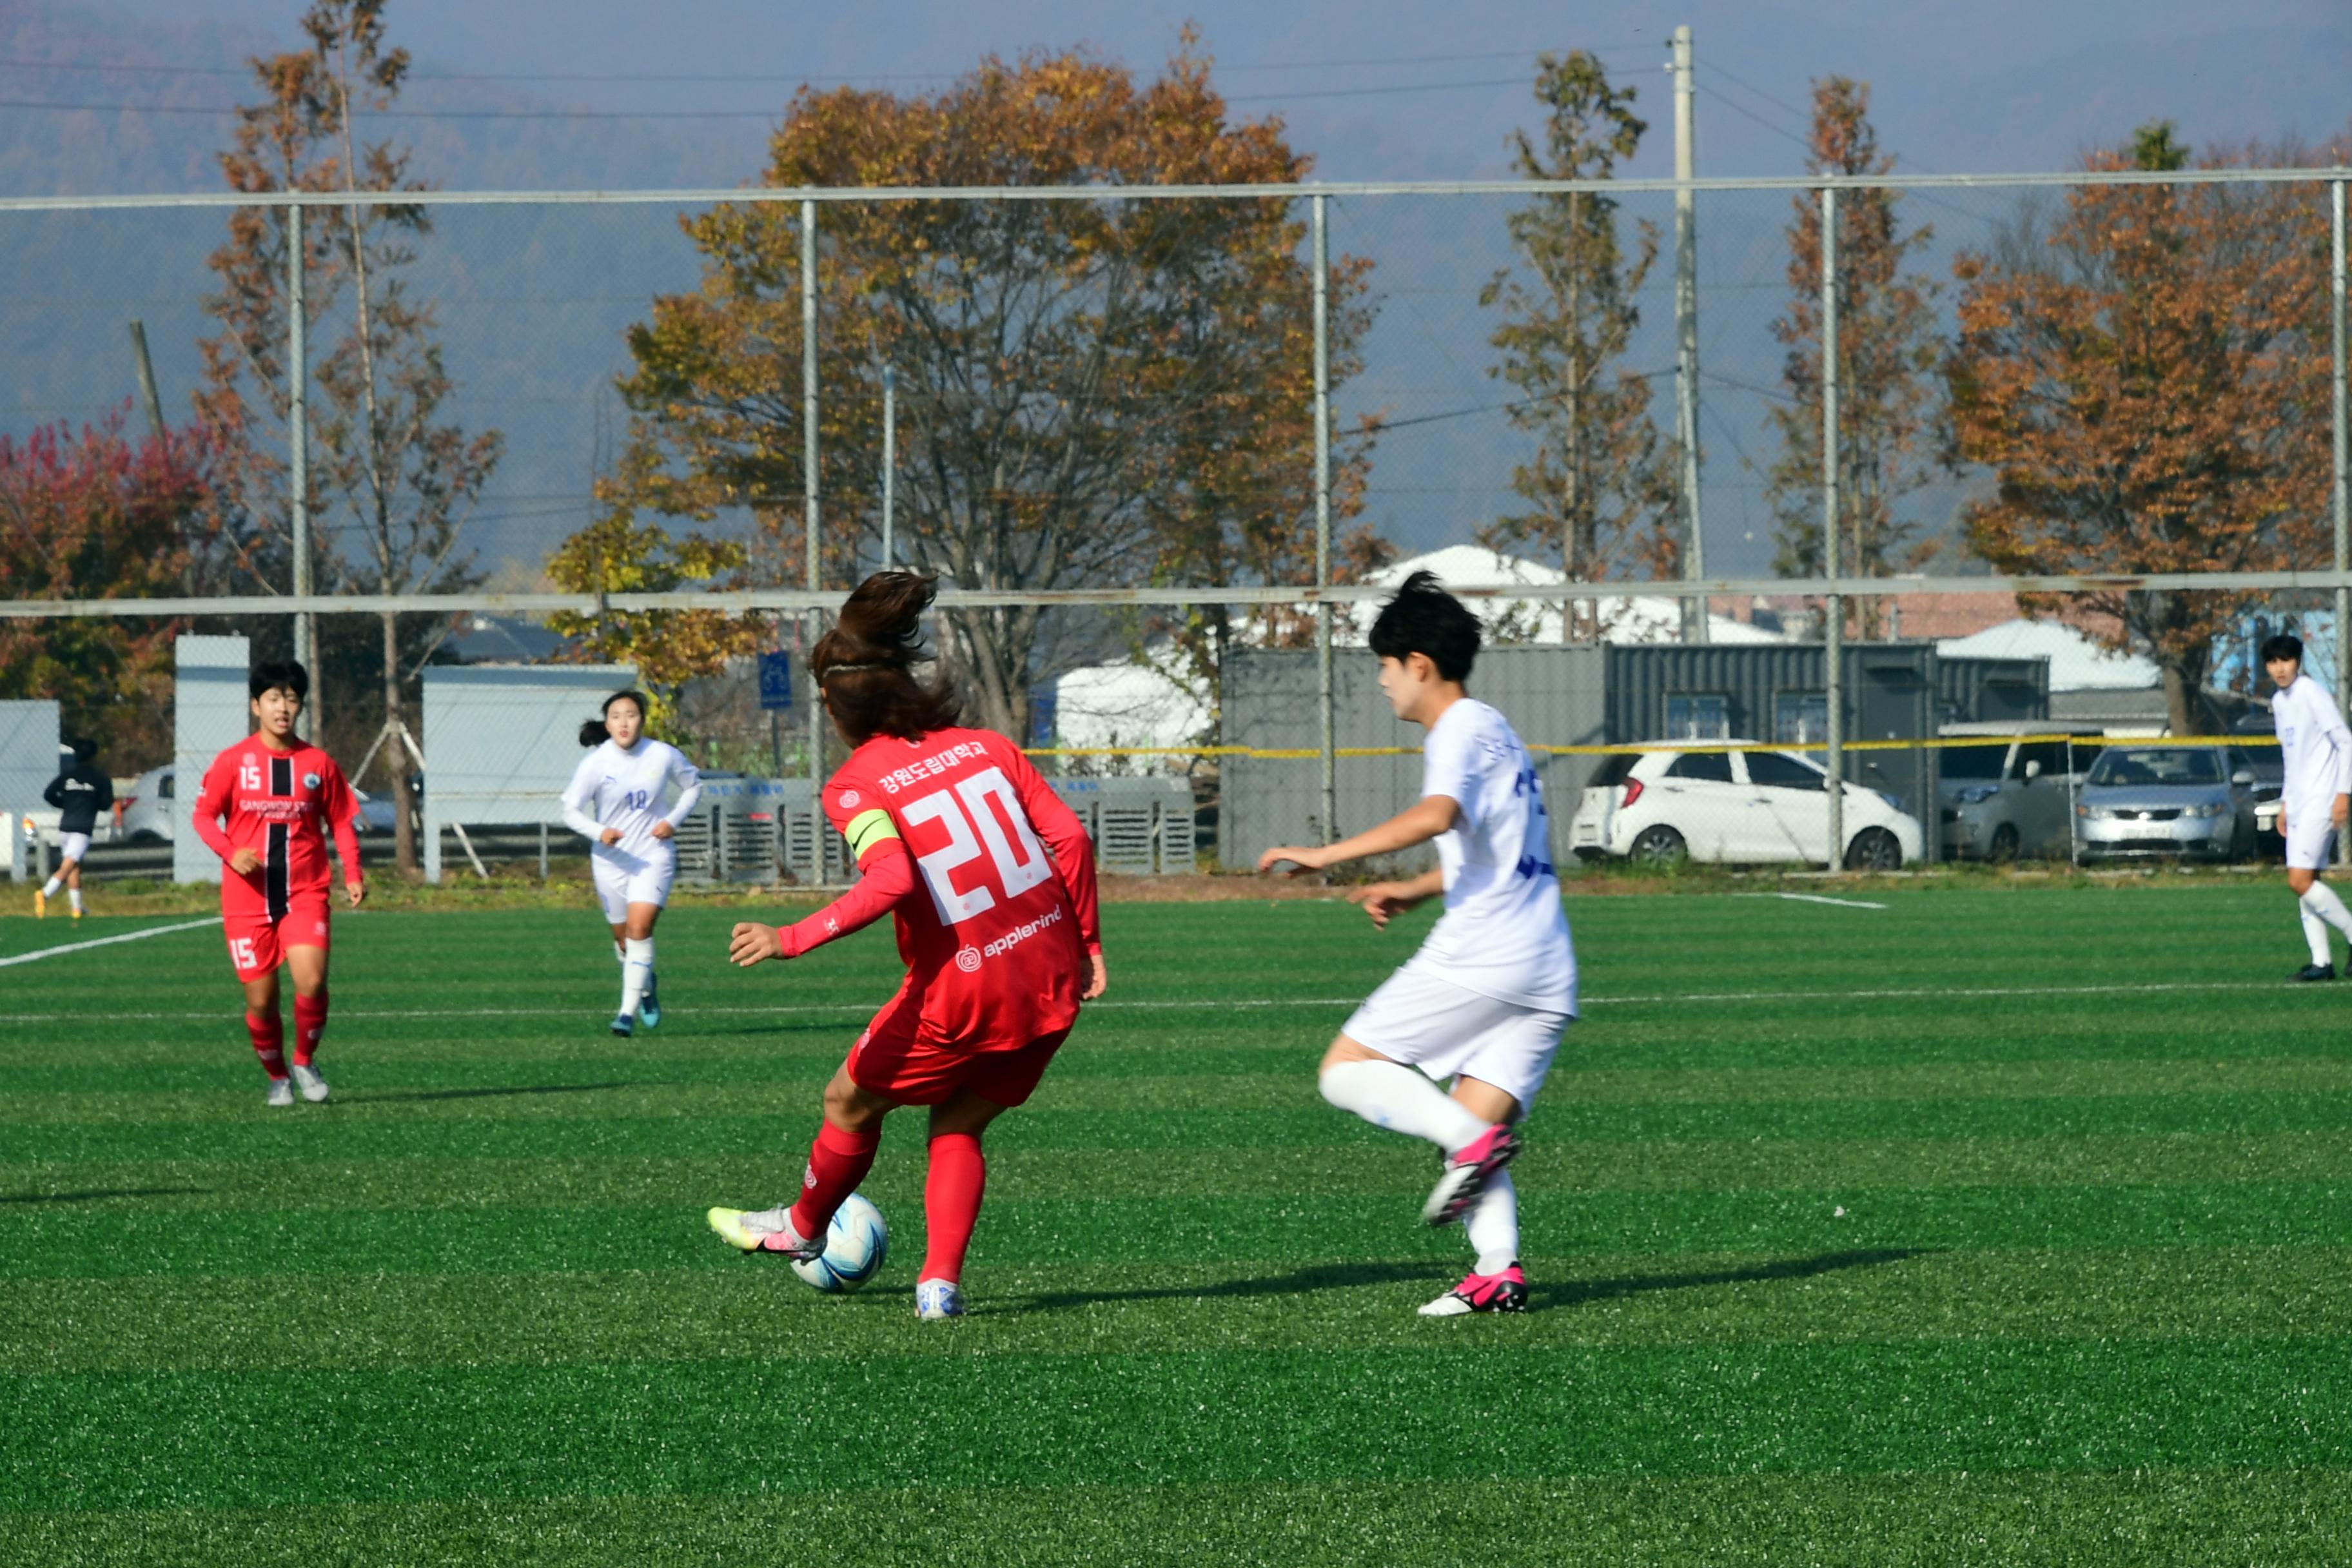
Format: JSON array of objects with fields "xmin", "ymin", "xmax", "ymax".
[{"xmin": 1021, "ymin": 732, "xmax": 2275, "ymax": 761}]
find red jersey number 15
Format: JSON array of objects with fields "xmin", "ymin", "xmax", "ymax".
[{"xmin": 899, "ymin": 765, "xmax": 1054, "ymax": 926}]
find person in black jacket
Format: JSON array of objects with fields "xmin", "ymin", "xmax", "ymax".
[{"xmin": 38, "ymin": 737, "xmax": 111, "ymax": 919}]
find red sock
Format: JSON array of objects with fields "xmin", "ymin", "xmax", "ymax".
[
  {"xmin": 293, "ymin": 988, "xmax": 329, "ymax": 1068},
  {"xmin": 246, "ymin": 1008, "xmax": 286, "ymax": 1079},
  {"xmin": 920, "ymin": 1132, "xmax": 987, "ymax": 1284},
  {"xmin": 787, "ymin": 1121, "xmax": 881, "ymax": 1239}
]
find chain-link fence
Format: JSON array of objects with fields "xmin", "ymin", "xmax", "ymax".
[{"xmin": 3, "ymin": 169, "xmax": 2346, "ymax": 878}]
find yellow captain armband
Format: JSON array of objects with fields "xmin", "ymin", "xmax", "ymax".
[{"xmin": 843, "ymin": 807, "xmax": 900, "ymax": 860}]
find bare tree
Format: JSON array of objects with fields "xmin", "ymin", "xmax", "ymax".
[{"xmin": 197, "ymin": 0, "xmax": 498, "ymax": 875}]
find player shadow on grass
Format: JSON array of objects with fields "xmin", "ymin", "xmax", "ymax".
[
  {"xmin": 1007, "ymin": 1248, "xmax": 1925, "ymax": 1313},
  {"xmin": 0, "ymin": 1186, "xmax": 209, "ymax": 1205},
  {"xmin": 358, "ymin": 1081, "xmax": 654, "ymax": 1104},
  {"xmin": 1543, "ymin": 1247, "xmax": 1926, "ymax": 1309}
]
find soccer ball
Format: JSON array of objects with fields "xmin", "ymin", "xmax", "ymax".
[{"xmin": 790, "ymin": 1191, "xmax": 888, "ymax": 1294}]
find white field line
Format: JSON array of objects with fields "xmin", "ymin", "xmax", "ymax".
[
  {"xmin": 0, "ymin": 976, "xmax": 2320, "ymax": 1024},
  {"xmin": 0, "ymin": 917, "xmax": 215, "ymax": 970},
  {"xmin": 1735, "ymin": 892, "xmax": 1888, "ymax": 910}
]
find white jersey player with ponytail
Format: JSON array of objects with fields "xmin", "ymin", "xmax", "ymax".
[
  {"xmin": 563, "ymin": 689, "xmax": 700, "ymax": 1035},
  {"xmin": 2264, "ymin": 632, "xmax": 2352, "ymax": 981}
]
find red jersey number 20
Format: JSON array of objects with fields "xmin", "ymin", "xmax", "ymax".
[{"xmin": 899, "ymin": 765, "xmax": 1054, "ymax": 925}]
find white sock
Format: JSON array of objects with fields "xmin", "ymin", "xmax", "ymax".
[
  {"xmin": 67, "ymin": 888, "xmax": 83, "ymax": 914},
  {"xmin": 1318, "ymin": 1059, "xmax": 1487, "ymax": 1153},
  {"xmin": 613, "ymin": 939, "xmax": 627, "ymax": 966},
  {"xmin": 1464, "ymin": 1170, "xmax": 1520, "ymax": 1275},
  {"xmin": 622, "ymin": 937, "xmax": 655, "ymax": 1016},
  {"xmin": 40, "ymin": 876, "xmax": 61, "ymax": 898},
  {"xmin": 2302, "ymin": 901, "xmax": 2334, "ymax": 966},
  {"xmin": 2304, "ymin": 882, "xmax": 2352, "ymax": 939}
]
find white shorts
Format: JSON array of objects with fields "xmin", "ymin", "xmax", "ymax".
[
  {"xmin": 2287, "ymin": 817, "xmax": 2338, "ymax": 872},
  {"xmin": 57, "ymin": 832, "xmax": 91, "ymax": 864},
  {"xmin": 592, "ymin": 851, "xmax": 674, "ymax": 923},
  {"xmin": 1342, "ymin": 964, "xmax": 1571, "ymax": 1110}
]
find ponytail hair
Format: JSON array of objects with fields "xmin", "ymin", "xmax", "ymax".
[
  {"xmin": 579, "ymin": 688, "xmax": 651, "ymax": 748},
  {"xmin": 812, "ymin": 571, "xmax": 961, "ymax": 745}
]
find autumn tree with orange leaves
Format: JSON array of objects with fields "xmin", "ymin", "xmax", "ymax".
[
  {"xmin": 1767, "ymin": 77, "xmax": 1942, "ymax": 634},
  {"xmin": 594, "ymin": 43, "xmax": 1379, "ymax": 740},
  {"xmin": 1948, "ymin": 122, "xmax": 2337, "ymax": 736}
]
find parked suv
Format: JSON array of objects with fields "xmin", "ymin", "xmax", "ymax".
[
  {"xmin": 1937, "ymin": 726, "xmax": 2105, "ymax": 861},
  {"xmin": 1571, "ymin": 743, "xmax": 1925, "ymax": 870}
]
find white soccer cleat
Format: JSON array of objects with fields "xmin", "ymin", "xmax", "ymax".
[
  {"xmin": 1418, "ymin": 1264, "xmax": 1529, "ymax": 1317},
  {"xmin": 290, "ymin": 1063, "xmax": 331, "ymax": 1103},
  {"xmin": 707, "ymin": 1204, "xmax": 821, "ymax": 1260},
  {"xmin": 914, "ymin": 1279, "xmax": 965, "ymax": 1320},
  {"xmin": 264, "ymin": 1077, "xmax": 295, "ymax": 1108}
]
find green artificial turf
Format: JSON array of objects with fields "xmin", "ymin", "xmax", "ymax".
[{"xmin": 6, "ymin": 885, "xmax": 2352, "ymax": 1563}]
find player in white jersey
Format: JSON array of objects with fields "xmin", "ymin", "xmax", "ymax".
[
  {"xmin": 562, "ymin": 689, "xmax": 701, "ymax": 1035},
  {"xmin": 1260, "ymin": 571, "xmax": 1576, "ymax": 1317},
  {"xmin": 2262, "ymin": 633, "xmax": 2352, "ymax": 980}
]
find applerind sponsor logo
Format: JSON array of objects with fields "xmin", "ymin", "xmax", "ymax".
[
  {"xmin": 980, "ymin": 904, "xmax": 1063, "ymax": 961},
  {"xmin": 954, "ymin": 946, "xmax": 982, "ymax": 972}
]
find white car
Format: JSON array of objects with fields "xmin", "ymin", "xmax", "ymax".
[
  {"xmin": 119, "ymin": 763, "xmax": 176, "ymax": 843},
  {"xmin": 1571, "ymin": 741, "xmax": 1926, "ymax": 870}
]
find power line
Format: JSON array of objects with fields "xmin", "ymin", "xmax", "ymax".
[
  {"xmin": 0, "ymin": 44, "xmax": 1658, "ymax": 88},
  {"xmin": 0, "ymin": 98, "xmax": 781, "ymax": 120},
  {"xmin": 0, "ymin": 70, "xmax": 1620, "ymax": 121},
  {"xmin": 1698, "ymin": 61, "xmax": 1812, "ymax": 128},
  {"xmin": 1696, "ymin": 81, "xmax": 1813, "ymax": 155}
]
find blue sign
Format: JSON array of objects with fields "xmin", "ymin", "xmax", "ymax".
[
  {"xmin": 757, "ymin": 651, "xmax": 794, "ymax": 712},
  {"xmin": 1028, "ymin": 683, "xmax": 1058, "ymax": 747}
]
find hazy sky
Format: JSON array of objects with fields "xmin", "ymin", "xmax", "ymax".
[
  {"xmin": 12, "ymin": 0, "xmax": 2346, "ymax": 574},
  {"xmin": 62, "ymin": 0, "xmax": 2352, "ymax": 184}
]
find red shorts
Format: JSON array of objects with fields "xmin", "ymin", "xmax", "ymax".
[
  {"xmin": 222, "ymin": 892, "xmax": 332, "ymax": 982},
  {"xmin": 846, "ymin": 1006, "xmax": 1072, "ymax": 1108}
]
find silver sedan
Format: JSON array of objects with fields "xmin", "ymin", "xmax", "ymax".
[{"xmin": 2073, "ymin": 745, "xmax": 2259, "ymax": 863}]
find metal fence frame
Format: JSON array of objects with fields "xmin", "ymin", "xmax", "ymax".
[{"xmin": 15, "ymin": 164, "xmax": 2352, "ymax": 871}]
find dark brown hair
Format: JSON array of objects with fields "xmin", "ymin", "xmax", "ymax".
[
  {"xmin": 813, "ymin": 571, "xmax": 961, "ymax": 745},
  {"xmin": 578, "ymin": 689, "xmax": 651, "ymax": 748}
]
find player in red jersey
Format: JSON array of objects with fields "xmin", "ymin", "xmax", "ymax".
[
  {"xmin": 190, "ymin": 661, "xmax": 364, "ymax": 1107},
  {"xmin": 707, "ymin": 572, "xmax": 1105, "ymax": 1318}
]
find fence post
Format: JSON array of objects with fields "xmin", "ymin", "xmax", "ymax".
[
  {"xmin": 286, "ymin": 201, "xmax": 313, "ymax": 732},
  {"xmin": 801, "ymin": 193, "xmax": 827, "ymax": 888},
  {"xmin": 1820, "ymin": 184, "xmax": 1844, "ymax": 871},
  {"xmin": 881, "ymin": 363, "xmax": 896, "ymax": 569},
  {"xmin": 2333, "ymin": 175, "xmax": 2347, "ymax": 867},
  {"xmin": 1312, "ymin": 192, "xmax": 1337, "ymax": 848}
]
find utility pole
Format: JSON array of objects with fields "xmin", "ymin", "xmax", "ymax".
[
  {"xmin": 127, "ymin": 320, "xmax": 165, "ymax": 438},
  {"xmin": 1671, "ymin": 23, "xmax": 1707, "ymax": 644}
]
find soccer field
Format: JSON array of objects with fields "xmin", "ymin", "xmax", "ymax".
[{"xmin": 5, "ymin": 885, "xmax": 2349, "ymax": 1564}]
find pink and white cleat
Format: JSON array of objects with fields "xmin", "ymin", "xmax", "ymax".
[
  {"xmin": 1419, "ymin": 1263, "xmax": 1528, "ymax": 1317},
  {"xmin": 1422, "ymin": 1123, "xmax": 1519, "ymax": 1227},
  {"xmin": 707, "ymin": 1204, "xmax": 823, "ymax": 1260}
]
